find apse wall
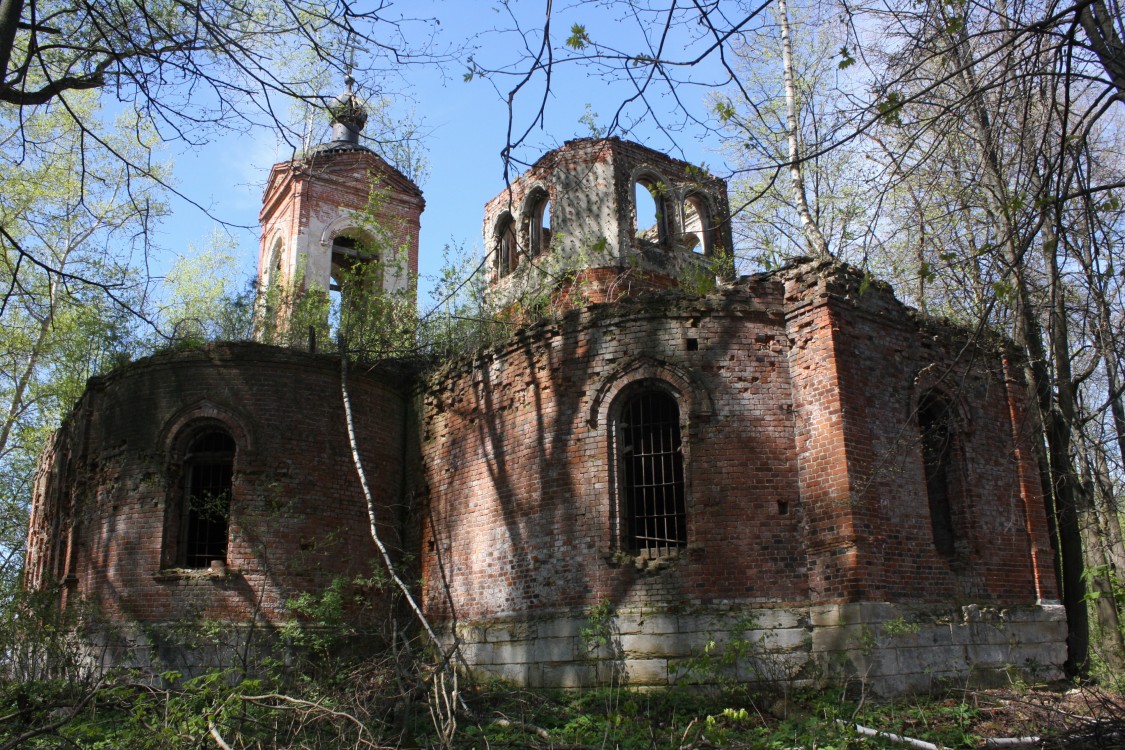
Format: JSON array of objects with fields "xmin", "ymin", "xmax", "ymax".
[
  {"xmin": 26, "ymin": 342, "xmax": 409, "ymax": 669},
  {"xmin": 416, "ymin": 261, "xmax": 1064, "ymax": 691}
]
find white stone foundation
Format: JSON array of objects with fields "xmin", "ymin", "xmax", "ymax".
[{"xmin": 445, "ymin": 602, "xmax": 1067, "ymax": 695}]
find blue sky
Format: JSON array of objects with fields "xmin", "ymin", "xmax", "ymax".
[{"xmin": 153, "ymin": 1, "xmax": 739, "ymax": 308}]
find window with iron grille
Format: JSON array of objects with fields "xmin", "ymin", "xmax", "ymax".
[
  {"xmin": 181, "ymin": 430, "xmax": 234, "ymax": 568},
  {"xmin": 618, "ymin": 389, "xmax": 686, "ymax": 552}
]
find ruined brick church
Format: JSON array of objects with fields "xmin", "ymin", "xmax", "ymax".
[{"xmin": 25, "ymin": 89, "xmax": 1066, "ymax": 694}]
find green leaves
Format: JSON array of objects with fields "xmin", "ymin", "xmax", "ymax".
[
  {"xmin": 1097, "ymin": 195, "xmax": 1121, "ymax": 212},
  {"xmin": 579, "ymin": 103, "xmax": 605, "ymax": 137},
  {"xmin": 566, "ymin": 24, "xmax": 591, "ymax": 50},
  {"xmin": 877, "ymin": 92, "xmax": 904, "ymax": 126},
  {"xmin": 714, "ymin": 98, "xmax": 737, "ymax": 123},
  {"xmin": 990, "ymin": 278, "xmax": 1015, "ymax": 301},
  {"xmin": 463, "ymin": 55, "xmax": 479, "ymax": 82},
  {"xmin": 160, "ymin": 230, "xmax": 253, "ymax": 345},
  {"xmin": 838, "ymin": 46, "xmax": 855, "ymax": 70},
  {"xmin": 919, "ymin": 261, "xmax": 936, "ymax": 284}
]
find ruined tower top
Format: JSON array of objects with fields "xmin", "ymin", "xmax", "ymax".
[
  {"xmin": 482, "ymin": 137, "xmax": 732, "ymax": 312},
  {"xmin": 324, "ymin": 74, "xmax": 368, "ymax": 149}
]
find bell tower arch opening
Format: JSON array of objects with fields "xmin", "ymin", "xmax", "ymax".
[
  {"xmin": 634, "ymin": 173, "xmax": 670, "ymax": 249},
  {"xmin": 328, "ymin": 230, "xmax": 384, "ymax": 339},
  {"xmin": 256, "ymin": 76, "xmax": 425, "ymax": 348}
]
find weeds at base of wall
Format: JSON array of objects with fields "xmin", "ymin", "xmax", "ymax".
[
  {"xmin": 452, "ymin": 681, "xmax": 1043, "ymax": 750},
  {"xmin": 581, "ymin": 598, "xmax": 626, "ymax": 688},
  {"xmin": 454, "ymin": 680, "xmax": 1125, "ymax": 749},
  {"xmin": 577, "ymin": 599, "xmax": 630, "ymax": 749},
  {"xmin": 0, "ymin": 581, "xmax": 457, "ymax": 749},
  {"xmin": 3, "ymin": 604, "xmax": 1123, "ymax": 749},
  {"xmin": 673, "ymin": 614, "xmax": 810, "ymax": 697},
  {"xmin": 0, "ymin": 591, "xmax": 1101, "ymax": 748},
  {"xmin": 7, "ymin": 675, "xmax": 1117, "ymax": 749}
]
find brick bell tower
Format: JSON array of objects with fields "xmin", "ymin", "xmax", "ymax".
[{"xmin": 257, "ymin": 76, "xmax": 425, "ymax": 336}]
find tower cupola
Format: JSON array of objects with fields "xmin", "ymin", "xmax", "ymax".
[{"xmin": 327, "ymin": 74, "xmax": 368, "ymax": 146}]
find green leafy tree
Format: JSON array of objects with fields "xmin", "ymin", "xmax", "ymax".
[
  {"xmin": 418, "ymin": 240, "xmax": 510, "ymax": 360},
  {"xmin": 158, "ymin": 230, "xmax": 254, "ymax": 346},
  {"xmin": 0, "ymin": 91, "xmax": 156, "ymax": 596},
  {"xmin": 714, "ymin": 0, "xmax": 872, "ymax": 271}
]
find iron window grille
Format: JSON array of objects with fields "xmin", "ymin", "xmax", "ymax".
[
  {"xmin": 182, "ymin": 430, "xmax": 234, "ymax": 568},
  {"xmin": 619, "ymin": 390, "xmax": 686, "ymax": 553}
]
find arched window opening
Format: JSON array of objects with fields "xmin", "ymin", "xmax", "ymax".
[
  {"xmin": 634, "ymin": 176, "xmax": 668, "ymax": 248},
  {"xmin": 260, "ymin": 240, "xmax": 284, "ymax": 327},
  {"xmin": 618, "ymin": 389, "xmax": 686, "ymax": 553},
  {"xmin": 526, "ymin": 192, "xmax": 552, "ymax": 258},
  {"xmin": 263, "ymin": 239, "xmax": 283, "ymax": 291},
  {"xmin": 181, "ymin": 429, "xmax": 234, "ymax": 568},
  {"xmin": 918, "ymin": 393, "xmax": 958, "ymax": 557},
  {"xmin": 682, "ymin": 195, "xmax": 712, "ymax": 255},
  {"xmin": 329, "ymin": 234, "xmax": 380, "ymax": 334},
  {"xmin": 494, "ymin": 214, "xmax": 517, "ymax": 278}
]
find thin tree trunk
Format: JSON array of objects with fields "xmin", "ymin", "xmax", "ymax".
[
  {"xmin": 1070, "ymin": 176, "xmax": 1125, "ymax": 667},
  {"xmin": 777, "ymin": 0, "xmax": 830, "ymax": 259},
  {"xmin": 1093, "ymin": 447, "xmax": 1125, "ymax": 576},
  {"xmin": 1077, "ymin": 446, "xmax": 1125, "ymax": 668},
  {"xmin": 0, "ymin": 277, "xmax": 56, "ymax": 456},
  {"xmin": 1041, "ymin": 215, "xmax": 1095, "ymax": 674}
]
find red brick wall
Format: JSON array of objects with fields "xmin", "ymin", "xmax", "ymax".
[
  {"xmin": 782, "ymin": 261, "xmax": 1057, "ymax": 604},
  {"xmin": 26, "ymin": 343, "xmax": 408, "ymax": 628},
  {"xmin": 784, "ymin": 275, "xmax": 866, "ymax": 601},
  {"xmin": 419, "ymin": 261, "xmax": 1055, "ymax": 626},
  {"xmin": 259, "ymin": 148, "xmax": 424, "ymax": 292},
  {"xmin": 419, "ymin": 279, "xmax": 808, "ymax": 621},
  {"xmin": 25, "ymin": 262, "xmax": 1055, "ymax": 654}
]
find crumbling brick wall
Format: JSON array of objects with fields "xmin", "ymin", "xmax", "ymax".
[
  {"xmin": 419, "ymin": 277, "xmax": 809, "ymax": 621},
  {"xmin": 418, "ymin": 260, "xmax": 1056, "ymax": 627},
  {"xmin": 781, "ymin": 260, "xmax": 1057, "ymax": 605},
  {"xmin": 25, "ymin": 343, "xmax": 409, "ymax": 633},
  {"xmin": 482, "ymin": 137, "xmax": 733, "ymax": 311}
]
